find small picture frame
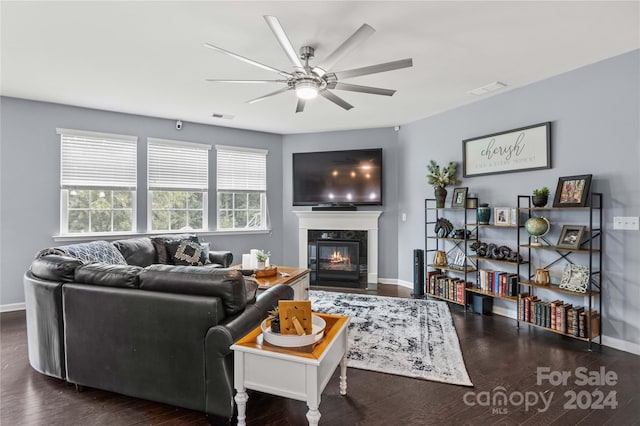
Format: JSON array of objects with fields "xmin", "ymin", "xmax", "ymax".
[
  {"xmin": 494, "ymin": 207, "xmax": 511, "ymax": 226},
  {"xmin": 556, "ymin": 225, "xmax": 586, "ymax": 249},
  {"xmin": 447, "ymin": 248, "xmax": 467, "ymax": 270},
  {"xmin": 451, "ymin": 187, "xmax": 468, "ymax": 209},
  {"xmin": 553, "ymin": 174, "xmax": 592, "ymax": 207},
  {"xmin": 559, "ymin": 264, "xmax": 590, "ymax": 293}
]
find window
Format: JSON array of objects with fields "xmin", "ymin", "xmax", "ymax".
[
  {"xmin": 216, "ymin": 145, "xmax": 268, "ymax": 230},
  {"xmin": 58, "ymin": 128, "xmax": 137, "ymax": 235},
  {"xmin": 148, "ymin": 138, "xmax": 210, "ymax": 231}
]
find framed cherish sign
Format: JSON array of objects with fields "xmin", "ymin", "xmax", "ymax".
[{"xmin": 462, "ymin": 122, "xmax": 551, "ymax": 177}]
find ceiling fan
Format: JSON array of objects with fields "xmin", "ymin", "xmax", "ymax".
[{"xmin": 204, "ymin": 15, "xmax": 413, "ymax": 113}]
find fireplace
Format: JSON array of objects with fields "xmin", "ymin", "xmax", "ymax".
[
  {"xmin": 316, "ymin": 239, "xmax": 360, "ymax": 283},
  {"xmin": 293, "ymin": 210, "xmax": 382, "ymax": 289}
]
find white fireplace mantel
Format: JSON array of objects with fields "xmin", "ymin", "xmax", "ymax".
[{"xmin": 293, "ymin": 210, "xmax": 383, "ymax": 284}]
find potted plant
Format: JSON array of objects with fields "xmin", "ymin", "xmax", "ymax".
[
  {"xmin": 427, "ymin": 160, "xmax": 458, "ymax": 208},
  {"xmin": 532, "ymin": 186, "xmax": 550, "ymax": 207},
  {"xmin": 268, "ymin": 306, "xmax": 281, "ymax": 333},
  {"xmin": 256, "ymin": 250, "xmax": 270, "ymax": 269}
]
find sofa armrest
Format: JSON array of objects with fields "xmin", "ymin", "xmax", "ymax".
[
  {"xmin": 209, "ymin": 250, "xmax": 233, "ymax": 268},
  {"xmin": 203, "ymin": 284, "xmax": 293, "ymax": 418}
]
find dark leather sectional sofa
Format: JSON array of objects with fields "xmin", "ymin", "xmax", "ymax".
[{"xmin": 23, "ymin": 234, "xmax": 293, "ymax": 421}]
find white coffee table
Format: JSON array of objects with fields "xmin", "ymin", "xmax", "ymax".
[{"xmin": 231, "ymin": 313, "xmax": 349, "ymax": 426}]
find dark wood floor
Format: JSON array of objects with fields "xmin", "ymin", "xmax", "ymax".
[{"xmin": 2, "ymin": 284, "xmax": 639, "ymax": 425}]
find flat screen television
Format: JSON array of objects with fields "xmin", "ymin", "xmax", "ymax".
[{"xmin": 292, "ymin": 148, "xmax": 383, "ymax": 206}]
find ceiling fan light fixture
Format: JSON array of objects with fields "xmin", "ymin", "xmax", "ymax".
[{"xmin": 295, "ymin": 79, "xmax": 319, "ymax": 99}]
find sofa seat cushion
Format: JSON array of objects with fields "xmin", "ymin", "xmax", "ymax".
[
  {"xmin": 139, "ymin": 265, "xmax": 246, "ymax": 316},
  {"xmin": 30, "ymin": 255, "xmax": 84, "ymax": 282},
  {"xmin": 112, "ymin": 237, "xmax": 156, "ymax": 267},
  {"xmin": 74, "ymin": 263, "xmax": 144, "ymax": 288},
  {"xmin": 165, "ymin": 239, "xmax": 210, "ymax": 266},
  {"xmin": 36, "ymin": 240, "xmax": 127, "ymax": 265}
]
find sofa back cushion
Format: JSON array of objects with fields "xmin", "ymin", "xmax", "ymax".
[
  {"xmin": 30, "ymin": 255, "xmax": 83, "ymax": 282},
  {"xmin": 139, "ymin": 265, "xmax": 246, "ymax": 316},
  {"xmin": 36, "ymin": 240, "xmax": 127, "ymax": 265},
  {"xmin": 150, "ymin": 234, "xmax": 199, "ymax": 264},
  {"xmin": 112, "ymin": 237, "xmax": 157, "ymax": 267},
  {"xmin": 75, "ymin": 263, "xmax": 144, "ymax": 288}
]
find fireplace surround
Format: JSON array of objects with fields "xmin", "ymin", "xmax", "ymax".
[{"xmin": 293, "ymin": 211, "xmax": 382, "ymax": 289}]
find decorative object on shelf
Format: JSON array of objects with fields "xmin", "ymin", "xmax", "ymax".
[
  {"xmin": 451, "ymin": 187, "xmax": 468, "ymax": 209},
  {"xmin": 462, "ymin": 122, "xmax": 551, "ymax": 177},
  {"xmin": 534, "ymin": 268, "xmax": 550, "ymax": 285},
  {"xmin": 434, "ymin": 218, "xmax": 454, "ymax": 237},
  {"xmin": 433, "ymin": 250, "xmax": 447, "ymax": 266},
  {"xmin": 477, "ymin": 203, "xmax": 491, "ymax": 224},
  {"xmin": 469, "ymin": 241, "xmax": 522, "ymax": 262},
  {"xmin": 467, "ymin": 193, "xmax": 478, "ymax": 208},
  {"xmin": 452, "ymin": 229, "xmax": 471, "ymax": 240},
  {"xmin": 556, "ymin": 225, "xmax": 586, "ymax": 249},
  {"xmin": 494, "ymin": 207, "xmax": 511, "ymax": 226},
  {"xmin": 524, "ymin": 216, "xmax": 550, "ymax": 246},
  {"xmin": 427, "ymin": 160, "xmax": 458, "ymax": 208},
  {"xmin": 510, "ymin": 208, "xmax": 517, "ymax": 225},
  {"xmin": 552, "ymin": 174, "xmax": 592, "ymax": 207},
  {"xmin": 532, "ymin": 186, "xmax": 550, "ymax": 207},
  {"xmin": 559, "ymin": 264, "xmax": 590, "ymax": 293}
]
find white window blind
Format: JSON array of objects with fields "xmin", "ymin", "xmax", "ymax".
[
  {"xmin": 216, "ymin": 145, "xmax": 268, "ymax": 192},
  {"xmin": 148, "ymin": 138, "xmax": 211, "ymax": 190},
  {"xmin": 58, "ymin": 128, "xmax": 137, "ymax": 189}
]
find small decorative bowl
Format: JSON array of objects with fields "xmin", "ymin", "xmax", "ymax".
[{"xmin": 260, "ymin": 315, "xmax": 326, "ymax": 347}]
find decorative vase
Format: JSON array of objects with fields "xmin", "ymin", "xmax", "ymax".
[
  {"xmin": 477, "ymin": 203, "xmax": 491, "ymax": 224},
  {"xmin": 257, "ymin": 261, "xmax": 266, "ymax": 270},
  {"xmin": 534, "ymin": 268, "xmax": 550, "ymax": 285},
  {"xmin": 433, "ymin": 250, "xmax": 447, "ymax": 266},
  {"xmin": 532, "ymin": 195, "xmax": 548, "ymax": 208},
  {"xmin": 434, "ymin": 187, "xmax": 447, "ymax": 208}
]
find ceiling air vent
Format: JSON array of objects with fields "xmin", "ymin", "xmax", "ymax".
[
  {"xmin": 212, "ymin": 113, "xmax": 234, "ymax": 119},
  {"xmin": 468, "ymin": 81, "xmax": 507, "ymax": 96}
]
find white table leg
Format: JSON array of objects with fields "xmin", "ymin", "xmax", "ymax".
[
  {"xmin": 340, "ymin": 353, "xmax": 348, "ymax": 395},
  {"xmin": 235, "ymin": 389, "xmax": 249, "ymax": 426},
  {"xmin": 306, "ymin": 405, "xmax": 321, "ymax": 426}
]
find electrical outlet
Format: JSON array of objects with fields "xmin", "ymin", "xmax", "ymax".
[
  {"xmin": 613, "ymin": 216, "xmax": 640, "ymax": 230},
  {"xmin": 401, "ymin": 213, "xmax": 407, "ymax": 222}
]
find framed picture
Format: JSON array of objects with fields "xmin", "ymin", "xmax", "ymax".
[
  {"xmin": 447, "ymin": 248, "xmax": 467, "ymax": 270},
  {"xmin": 552, "ymin": 174, "xmax": 592, "ymax": 207},
  {"xmin": 556, "ymin": 225, "xmax": 586, "ymax": 249},
  {"xmin": 494, "ymin": 207, "xmax": 511, "ymax": 226},
  {"xmin": 462, "ymin": 122, "xmax": 551, "ymax": 177},
  {"xmin": 559, "ymin": 264, "xmax": 590, "ymax": 293},
  {"xmin": 451, "ymin": 187, "xmax": 468, "ymax": 209}
]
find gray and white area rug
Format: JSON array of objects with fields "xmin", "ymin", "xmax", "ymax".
[{"xmin": 309, "ymin": 290, "xmax": 473, "ymax": 387}]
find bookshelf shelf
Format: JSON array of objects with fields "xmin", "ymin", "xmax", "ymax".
[
  {"xmin": 427, "ymin": 264, "xmax": 476, "ymax": 273},
  {"xmin": 465, "ymin": 287, "xmax": 517, "ymax": 302},
  {"xmin": 521, "ymin": 320, "xmax": 598, "ymax": 341},
  {"xmin": 519, "ymin": 244, "xmax": 600, "ymax": 254},
  {"xmin": 424, "ymin": 292, "xmax": 465, "ymax": 306},
  {"xmin": 519, "ymin": 280, "xmax": 600, "ymax": 296},
  {"xmin": 467, "ymin": 255, "xmax": 528, "ymax": 265}
]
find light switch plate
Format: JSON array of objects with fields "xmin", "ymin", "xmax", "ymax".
[{"xmin": 613, "ymin": 216, "xmax": 639, "ymax": 230}]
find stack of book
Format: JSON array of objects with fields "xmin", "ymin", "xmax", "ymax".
[
  {"xmin": 478, "ymin": 269, "xmax": 519, "ymax": 296},
  {"xmin": 426, "ymin": 271, "xmax": 471, "ymax": 304},
  {"xmin": 518, "ymin": 294, "xmax": 600, "ymax": 339}
]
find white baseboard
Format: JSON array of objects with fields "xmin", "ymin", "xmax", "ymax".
[
  {"xmin": 601, "ymin": 335, "xmax": 640, "ymax": 356},
  {"xmin": 491, "ymin": 305, "xmax": 517, "ymax": 319},
  {"xmin": 1, "ymin": 303, "xmax": 25, "ymax": 313},
  {"xmin": 379, "ymin": 278, "xmax": 413, "ymax": 289}
]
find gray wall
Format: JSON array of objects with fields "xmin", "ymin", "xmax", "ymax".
[
  {"xmin": 281, "ymin": 128, "xmax": 399, "ymax": 280},
  {"xmin": 0, "ymin": 97, "xmax": 283, "ymax": 305},
  {"xmin": 398, "ymin": 49, "xmax": 639, "ymax": 347}
]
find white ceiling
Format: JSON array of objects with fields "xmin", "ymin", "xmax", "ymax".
[{"xmin": 1, "ymin": 1, "xmax": 638, "ymax": 135}]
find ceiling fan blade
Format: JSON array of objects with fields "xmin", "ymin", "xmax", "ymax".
[
  {"xmin": 333, "ymin": 58, "xmax": 413, "ymax": 80},
  {"xmin": 206, "ymin": 79, "xmax": 288, "ymax": 84},
  {"xmin": 312, "ymin": 24, "xmax": 375, "ymax": 77},
  {"xmin": 295, "ymin": 98, "xmax": 306, "ymax": 113},
  {"xmin": 332, "ymin": 82, "xmax": 396, "ymax": 96},
  {"xmin": 204, "ymin": 43, "xmax": 292, "ymax": 78},
  {"xmin": 319, "ymin": 90, "xmax": 354, "ymax": 110},
  {"xmin": 246, "ymin": 87, "xmax": 292, "ymax": 104},
  {"xmin": 264, "ymin": 15, "xmax": 307, "ymax": 74}
]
